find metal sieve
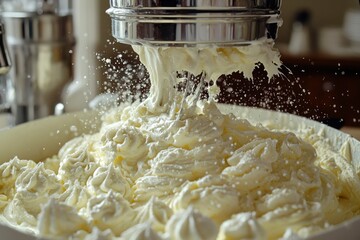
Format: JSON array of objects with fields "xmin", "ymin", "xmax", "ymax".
[{"xmin": 107, "ymin": 0, "xmax": 282, "ymax": 46}]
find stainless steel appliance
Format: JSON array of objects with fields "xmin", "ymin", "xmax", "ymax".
[
  {"xmin": 0, "ymin": 22, "xmax": 10, "ymax": 75},
  {"xmin": 0, "ymin": 0, "xmax": 75, "ymax": 124},
  {"xmin": 107, "ymin": 0, "xmax": 282, "ymax": 46},
  {"xmin": 0, "ymin": 21, "xmax": 11, "ymax": 120}
]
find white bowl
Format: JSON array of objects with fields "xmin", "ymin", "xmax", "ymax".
[{"xmin": 0, "ymin": 106, "xmax": 359, "ymax": 239}]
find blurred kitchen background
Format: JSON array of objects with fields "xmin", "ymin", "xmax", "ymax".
[
  {"xmin": 1, "ymin": 0, "xmax": 359, "ymax": 136},
  {"xmin": 277, "ymin": 0, "xmax": 360, "ymax": 133}
]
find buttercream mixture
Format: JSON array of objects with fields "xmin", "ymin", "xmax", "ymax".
[{"xmin": 0, "ymin": 41, "xmax": 360, "ymax": 240}]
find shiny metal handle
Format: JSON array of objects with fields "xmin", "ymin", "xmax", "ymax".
[{"xmin": 0, "ymin": 22, "xmax": 11, "ymax": 75}]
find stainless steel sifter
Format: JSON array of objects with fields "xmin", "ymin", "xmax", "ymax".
[{"xmin": 107, "ymin": 0, "xmax": 282, "ymax": 46}]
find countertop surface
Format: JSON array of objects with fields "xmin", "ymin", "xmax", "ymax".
[{"xmin": 341, "ymin": 126, "xmax": 360, "ymax": 141}]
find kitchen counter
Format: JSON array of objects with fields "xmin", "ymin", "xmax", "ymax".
[{"xmin": 342, "ymin": 126, "xmax": 360, "ymax": 141}]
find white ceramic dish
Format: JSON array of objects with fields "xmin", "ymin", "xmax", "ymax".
[{"xmin": 0, "ymin": 105, "xmax": 359, "ymax": 239}]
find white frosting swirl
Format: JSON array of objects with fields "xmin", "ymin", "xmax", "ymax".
[
  {"xmin": 134, "ymin": 176, "xmax": 185, "ymax": 202},
  {"xmin": 72, "ymin": 227, "xmax": 117, "ymax": 240},
  {"xmin": 3, "ymin": 195, "xmax": 37, "ymax": 227},
  {"xmin": 0, "ymin": 157, "xmax": 36, "ymax": 197},
  {"xmin": 148, "ymin": 143, "xmax": 226, "ymax": 181},
  {"xmin": 57, "ymin": 180, "xmax": 90, "ymax": 211},
  {"xmin": 3, "ymin": 163, "xmax": 60, "ymax": 226},
  {"xmin": 171, "ymin": 176, "xmax": 239, "ymax": 223},
  {"xmin": 120, "ymin": 223, "xmax": 163, "ymax": 240},
  {"xmin": 58, "ymin": 136, "xmax": 99, "ymax": 185},
  {"xmin": 87, "ymin": 163, "xmax": 133, "ymax": 200},
  {"xmin": 88, "ymin": 191, "xmax": 136, "ymax": 235},
  {"xmin": 101, "ymin": 124, "xmax": 149, "ymax": 166},
  {"xmin": 165, "ymin": 207, "xmax": 218, "ymax": 240},
  {"xmin": 134, "ymin": 197, "xmax": 173, "ymax": 232},
  {"xmin": 37, "ymin": 198, "xmax": 89, "ymax": 238},
  {"xmin": 15, "ymin": 163, "xmax": 59, "ymax": 196},
  {"xmin": 218, "ymin": 213, "xmax": 265, "ymax": 240}
]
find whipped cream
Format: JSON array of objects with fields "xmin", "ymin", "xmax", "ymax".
[
  {"xmin": 0, "ymin": 41, "xmax": 359, "ymax": 240},
  {"xmin": 132, "ymin": 41, "xmax": 281, "ymax": 114},
  {"xmin": 165, "ymin": 207, "xmax": 218, "ymax": 240}
]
